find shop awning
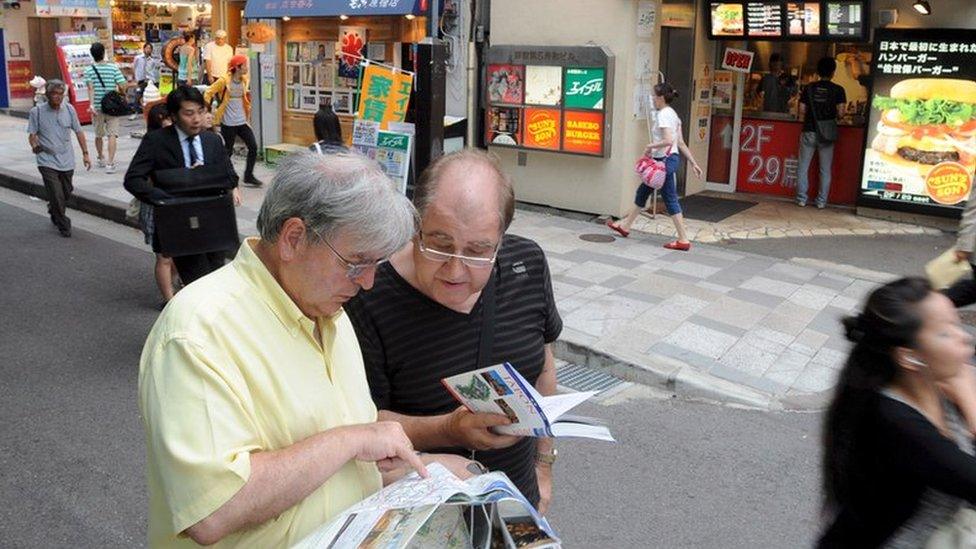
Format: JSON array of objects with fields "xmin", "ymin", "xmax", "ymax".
[{"xmin": 244, "ymin": 0, "xmax": 426, "ymax": 19}]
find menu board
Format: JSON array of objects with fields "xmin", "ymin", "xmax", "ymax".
[
  {"xmin": 710, "ymin": 3, "xmax": 745, "ymax": 37},
  {"xmin": 825, "ymin": 1, "xmax": 863, "ymax": 38},
  {"xmin": 485, "ymin": 47, "xmax": 612, "ymax": 158},
  {"xmin": 747, "ymin": 2, "xmax": 783, "ymax": 37},
  {"xmin": 786, "ymin": 2, "xmax": 820, "ymax": 36},
  {"xmin": 859, "ymin": 28, "xmax": 976, "ymax": 215}
]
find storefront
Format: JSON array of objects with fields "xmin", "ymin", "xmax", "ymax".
[
  {"xmin": 242, "ymin": 0, "xmax": 429, "ymax": 147},
  {"xmin": 2, "ymin": 0, "xmax": 111, "ymax": 111}
]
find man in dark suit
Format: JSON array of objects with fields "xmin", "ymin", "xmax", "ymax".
[{"xmin": 125, "ymin": 85, "xmax": 241, "ymax": 285}]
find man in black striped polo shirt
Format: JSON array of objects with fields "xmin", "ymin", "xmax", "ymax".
[{"xmin": 345, "ymin": 149, "xmax": 562, "ymax": 512}]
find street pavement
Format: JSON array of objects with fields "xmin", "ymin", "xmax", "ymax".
[
  {"xmin": 0, "ymin": 110, "xmax": 926, "ymax": 407},
  {"xmin": 0, "ymin": 188, "xmax": 824, "ymax": 547}
]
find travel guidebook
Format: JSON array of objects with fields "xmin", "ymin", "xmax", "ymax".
[
  {"xmin": 292, "ymin": 463, "xmax": 560, "ymax": 548},
  {"xmin": 442, "ymin": 363, "xmax": 615, "ymax": 442}
]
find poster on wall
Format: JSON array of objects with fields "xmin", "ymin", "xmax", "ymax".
[
  {"xmin": 487, "ymin": 64, "xmax": 524, "ymax": 104},
  {"xmin": 524, "ymin": 65, "xmax": 562, "ymax": 106},
  {"xmin": 859, "ymin": 28, "xmax": 976, "ymax": 214},
  {"xmin": 636, "ymin": 0, "xmax": 656, "ymax": 37},
  {"xmin": 564, "ymin": 68, "xmax": 605, "ymax": 110},
  {"xmin": 563, "ymin": 110, "xmax": 604, "ymax": 155},
  {"xmin": 487, "ymin": 106, "xmax": 522, "ymax": 146},
  {"xmin": 7, "ymin": 60, "xmax": 33, "ymax": 99},
  {"xmin": 523, "ymin": 108, "xmax": 561, "ymax": 150},
  {"xmin": 712, "ymin": 70, "xmax": 734, "ymax": 109},
  {"xmin": 338, "ymin": 26, "xmax": 366, "ymax": 79}
]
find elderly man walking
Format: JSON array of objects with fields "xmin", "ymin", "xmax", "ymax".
[
  {"xmin": 27, "ymin": 79, "xmax": 91, "ymax": 237},
  {"xmin": 138, "ymin": 151, "xmax": 476, "ymax": 548}
]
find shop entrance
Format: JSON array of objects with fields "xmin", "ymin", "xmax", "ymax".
[
  {"xmin": 28, "ymin": 18, "xmax": 61, "ymax": 81},
  {"xmin": 659, "ymin": 22, "xmax": 694, "ymax": 194}
]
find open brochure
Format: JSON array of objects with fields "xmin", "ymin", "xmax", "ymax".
[
  {"xmin": 292, "ymin": 463, "xmax": 560, "ymax": 548},
  {"xmin": 442, "ymin": 363, "xmax": 615, "ymax": 442}
]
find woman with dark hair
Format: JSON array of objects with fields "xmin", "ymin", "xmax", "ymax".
[
  {"xmin": 608, "ymin": 82, "xmax": 703, "ymax": 251},
  {"xmin": 139, "ymin": 103, "xmax": 179, "ymax": 308},
  {"xmin": 819, "ymin": 277, "xmax": 976, "ymax": 547},
  {"xmin": 310, "ymin": 104, "xmax": 347, "ymax": 154}
]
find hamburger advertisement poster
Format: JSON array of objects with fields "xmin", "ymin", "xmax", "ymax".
[{"xmin": 861, "ymin": 29, "xmax": 976, "ymax": 212}]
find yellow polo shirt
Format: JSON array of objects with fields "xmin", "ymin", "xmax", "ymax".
[{"xmin": 138, "ymin": 238, "xmax": 382, "ymax": 548}]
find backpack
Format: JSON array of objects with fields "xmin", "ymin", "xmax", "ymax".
[{"xmin": 92, "ymin": 65, "xmax": 130, "ymax": 117}]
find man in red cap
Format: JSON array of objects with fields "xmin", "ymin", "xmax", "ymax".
[{"xmin": 205, "ymin": 54, "xmax": 264, "ymax": 187}]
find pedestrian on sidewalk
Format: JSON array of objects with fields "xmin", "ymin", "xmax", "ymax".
[
  {"xmin": 608, "ymin": 82, "xmax": 703, "ymax": 251},
  {"xmin": 345, "ymin": 149, "xmax": 563, "ymax": 513},
  {"xmin": 309, "ymin": 104, "xmax": 347, "ymax": 154},
  {"xmin": 202, "ymin": 29, "xmax": 234, "ymax": 85},
  {"xmin": 83, "ymin": 42, "xmax": 126, "ymax": 174},
  {"xmin": 124, "ymin": 85, "xmax": 242, "ymax": 285},
  {"xmin": 176, "ymin": 31, "xmax": 198, "ymax": 86},
  {"xmin": 820, "ymin": 277, "xmax": 976, "ymax": 547},
  {"xmin": 137, "ymin": 151, "xmax": 476, "ymax": 547},
  {"xmin": 132, "ymin": 43, "xmax": 158, "ymax": 113},
  {"xmin": 27, "ymin": 79, "xmax": 91, "ymax": 238},
  {"xmin": 796, "ymin": 57, "xmax": 846, "ymax": 209},
  {"xmin": 205, "ymin": 54, "xmax": 264, "ymax": 187},
  {"xmin": 138, "ymin": 103, "xmax": 179, "ymax": 306}
]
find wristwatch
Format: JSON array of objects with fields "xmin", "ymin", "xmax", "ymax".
[{"xmin": 535, "ymin": 447, "xmax": 557, "ymax": 466}]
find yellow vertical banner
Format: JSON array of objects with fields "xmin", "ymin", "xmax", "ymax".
[{"xmin": 357, "ymin": 63, "xmax": 413, "ymax": 129}]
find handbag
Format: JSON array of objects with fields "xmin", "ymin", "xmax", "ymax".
[
  {"xmin": 926, "ymin": 248, "xmax": 973, "ymax": 290},
  {"xmin": 92, "ymin": 65, "xmax": 130, "ymax": 117},
  {"xmin": 636, "ymin": 155, "xmax": 667, "ymax": 189},
  {"xmin": 926, "ymin": 507, "xmax": 976, "ymax": 548},
  {"xmin": 806, "ymin": 85, "xmax": 837, "ymax": 144}
]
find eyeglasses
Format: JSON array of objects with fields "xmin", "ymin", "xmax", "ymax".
[
  {"xmin": 417, "ymin": 231, "xmax": 498, "ymax": 269},
  {"xmin": 321, "ymin": 238, "xmax": 386, "ymax": 280}
]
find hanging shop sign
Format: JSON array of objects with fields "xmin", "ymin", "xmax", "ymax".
[
  {"xmin": 706, "ymin": 1, "xmax": 867, "ymax": 42},
  {"xmin": 859, "ymin": 28, "xmax": 976, "ymax": 217},
  {"xmin": 352, "ymin": 119, "xmax": 413, "ymax": 194},
  {"xmin": 720, "ymin": 48, "xmax": 754, "ymax": 73},
  {"xmin": 36, "ymin": 0, "xmax": 110, "ymax": 17},
  {"xmin": 357, "ymin": 63, "xmax": 413, "ymax": 128},
  {"xmin": 485, "ymin": 45, "xmax": 614, "ymax": 158}
]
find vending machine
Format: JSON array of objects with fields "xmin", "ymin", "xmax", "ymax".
[{"xmin": 55, "ymin": 32, "xmax": 99, "ymax": 124}]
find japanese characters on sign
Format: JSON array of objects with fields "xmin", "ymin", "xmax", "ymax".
[
  {"xmin": 352, "ymin": 119, "xmax": 413, "ymax": 194},
  {"xmin": 860, "ymin": 28, "xmax": 976, "ymax": 215},
  {"xmin": 356, "ymin": 63, "xmax": 413, "ymax": 128},
  {"xmin": 564, "ymin": 68, "xmax": 606, "ymax": 110},
  {"xmin": 706, "ymin": 1, "xmax": 866, "ymax": 42}
]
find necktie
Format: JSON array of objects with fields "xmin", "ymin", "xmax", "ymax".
[{"xmin": 186, "ymin": 136, "xmax": 198, "ymax": 166}]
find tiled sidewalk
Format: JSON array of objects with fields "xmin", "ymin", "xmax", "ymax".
[{"xmin": 1, "ymin": 112, "xmax": 899, "ymax": 407}]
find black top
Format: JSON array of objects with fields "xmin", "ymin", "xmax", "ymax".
[
  {"xmin": 819, "ymin": 394, "xmax": 976, "ymax": 548},
  {"xmin": 801, "ymin": 80, "xmax": 847, "ymax": 132},
  {"xmin": 345, "ymin": 235, "xmax": 562, "ymax": 505}
]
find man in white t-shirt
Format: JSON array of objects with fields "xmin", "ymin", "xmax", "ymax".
[{"xmin": 202, "ymin": 30, "xmax": 234, "ymax": 84}]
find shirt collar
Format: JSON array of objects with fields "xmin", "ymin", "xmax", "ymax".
[
  {"xmin": 175, "ymin": 126, "xmax": 196, "ymax": 144},
  {"xmin": 233, "ymin": 237, "xmax": 345, "ymax": 332}
]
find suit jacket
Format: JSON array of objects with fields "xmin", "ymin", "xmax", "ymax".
[{"xmin": 124, "ymin": 125, "xmax": 238, "ymax": 205}]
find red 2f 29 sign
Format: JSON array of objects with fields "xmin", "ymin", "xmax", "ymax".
[{"xmin": 721, "ymin": 48, "xmax": 754, "ymax": 73}]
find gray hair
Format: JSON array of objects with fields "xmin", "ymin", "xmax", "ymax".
[
  {"xmin": 45, "ymin": 79, "xmax": 67, "ymax": 94},
  {"xmin": 257, "ymin": 151, "xmax": 417, "ymax": 257}
]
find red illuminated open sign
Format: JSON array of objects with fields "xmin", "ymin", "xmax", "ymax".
[{"xmin": 721, "ymin": 48, "xmax": 754, "ymax": 73}]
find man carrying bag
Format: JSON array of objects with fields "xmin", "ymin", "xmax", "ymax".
[
  {"xmin": 795, "ymin": 56, "xmax": 846, "ymax": 210},
  {"xmin": 124, "ymin": 85, "xmax": 241, "ymax": 285}
]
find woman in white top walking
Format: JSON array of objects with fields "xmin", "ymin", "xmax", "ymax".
[{"xmin": 608, "ymin": 82, "xmax": 703, "ymax": 251}]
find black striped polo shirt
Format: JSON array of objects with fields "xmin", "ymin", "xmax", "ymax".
[{"xmin": 345, "ymin": 234, "xmax": 562, "ymax": 505}]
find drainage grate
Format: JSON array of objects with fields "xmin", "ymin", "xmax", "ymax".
[{"xmin": 556, "ymin": 363, "xmax": 625, "ymax": 394}]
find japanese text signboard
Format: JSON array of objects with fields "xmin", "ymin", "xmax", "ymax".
[
  {"xmin": 356, "ymin": 63, "xmax": 413, "ymax": 129},
  {"xmin": 859, "ymin": 28, "xmax": 976, "ymax": 216},
  {"xmin": 485, "ymin": 45, "xmax": 613, "ymax": 158}
]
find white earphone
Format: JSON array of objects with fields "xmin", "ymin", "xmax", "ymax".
[{"xmin": 906, "ymin": 357, "xmax": 927, "ymax": 368}]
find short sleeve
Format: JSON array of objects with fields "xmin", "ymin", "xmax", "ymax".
[
  {"xmin": 658, "ymin": 108, "xmax": 679, "ymax": 130},
  {"xmin": 68, "ymin": 105, "xmax": 82, "ymax": 132},
  {"xmin": 836, "ymin": 85, "xmax": 847, "ymax": 105},
  {"xmin": 539, "ymin": 252, "xmax": 563, "ymax": 344},
  {"xmin": 83, "ymin": 66, "xmax": 92, "ymax": 83},
  {"xmin": 344, "ymin": 298, "xmax": 392, "ymax": 409},
  {"xmin": 202, "ymin": 42, "xmax": 213, "ymax": 60},
  {"xmin": 27, "ymin": 107, "xmax": 38, "ymax": 134},
  {"xmin": 139, "ymin": 337, "xmax": 263, "ymax": 534},
  {"xmin": 115, "ymin": 66, "xmax": 127, "ymax": 85}
]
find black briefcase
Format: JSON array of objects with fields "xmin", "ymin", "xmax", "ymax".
[{"xmin": 154, "ymin": 194, "xmax": 239, "ymax": 256}]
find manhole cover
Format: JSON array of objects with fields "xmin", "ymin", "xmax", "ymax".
[{"xmin": 579, "ymin": 233, "xmax": 615, "ymax": 243}]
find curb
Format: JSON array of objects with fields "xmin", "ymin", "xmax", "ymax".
[{"xmin": 0, "ymin": 166, "xmax": 137, "ymax": 228}]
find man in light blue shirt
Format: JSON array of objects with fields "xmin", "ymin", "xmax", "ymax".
[
  {"xmin": 27, "ymin": 80, "xmax": 91, "ymax": 237},
  {"xmin": 133, "ymin": 42, "xmax": 159, "ymax": 112}
]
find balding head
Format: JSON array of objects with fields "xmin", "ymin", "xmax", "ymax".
[{"xmin": 413, "ymin": 149, "xmax": 515, "ymax": 234}]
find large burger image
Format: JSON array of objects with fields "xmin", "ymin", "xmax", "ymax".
[{"xmin": 870, "ymin": 78, "xmax": 976, "ymax": 175}]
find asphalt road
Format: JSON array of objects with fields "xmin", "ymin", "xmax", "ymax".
[{"xmin": 0, "ymin": 190, "xmax": 824, "ymax": 548}]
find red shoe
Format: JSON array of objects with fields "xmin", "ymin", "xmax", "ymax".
[
  {"xmin": 664, "ymin": 240, "xmax": 691, "ymax": 251},
  {"xmin": 607, "ymin": 220, "xmax": 630, "ymax": 238}
]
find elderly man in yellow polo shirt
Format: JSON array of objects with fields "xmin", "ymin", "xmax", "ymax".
[{"xmin": 138, "ymin": 152, "xmax": 473, "ymax": 547}]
